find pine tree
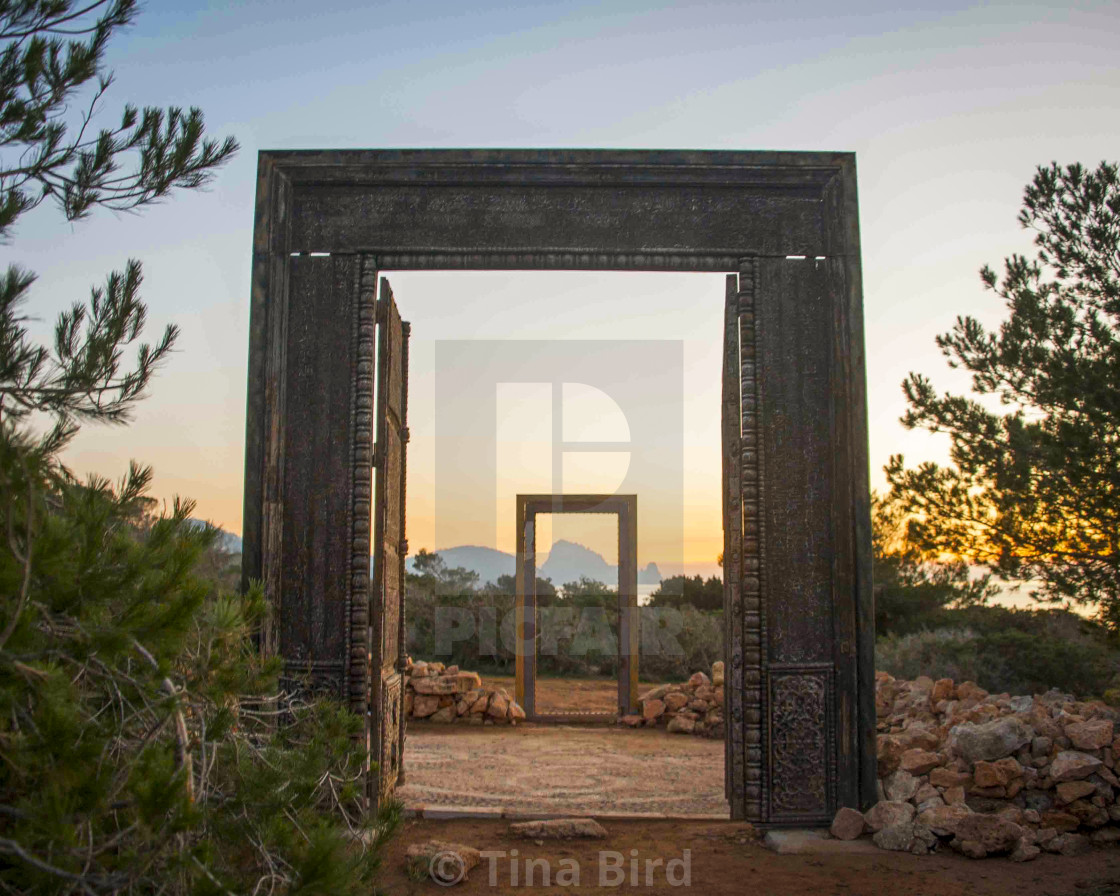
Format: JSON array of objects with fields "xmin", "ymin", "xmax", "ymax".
[
  {"xmin": 0, "ymin": 4, "xmax": 399, "ymax": 891},
  {"xmin": 887, "ymin": 161, "xmax": 1120, "ymax": 624}
]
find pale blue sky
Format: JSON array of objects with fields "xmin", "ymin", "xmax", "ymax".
[{"xmin": 11, "ymin": 1, "xmax": 1119, "ymax": 575}]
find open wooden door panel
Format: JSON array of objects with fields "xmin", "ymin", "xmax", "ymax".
[{"xmin": 370, "ymin": 276, "xmax": 410, "ymax": 807}]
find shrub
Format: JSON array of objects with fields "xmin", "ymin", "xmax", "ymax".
[
  {"xmin": 875, "ymin": 607, "xmax": 1120, "ymax": 697},
  {"xmin": 0, "ymin": 454, "xmax": 399, "ymax": 894}
]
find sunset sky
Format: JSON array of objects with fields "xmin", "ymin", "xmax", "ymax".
[{"xmin": 14, "ymin": 1, "xmax": 1119, "ymax": 578}]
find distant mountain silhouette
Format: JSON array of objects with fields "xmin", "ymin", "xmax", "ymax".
[
  {"xmin": 186, "ymin": 519, "xmax": 242, "ymax": 554},
  {"xmin": 405, "ymin": 540, "xmax": 661, "ymax": 589}
]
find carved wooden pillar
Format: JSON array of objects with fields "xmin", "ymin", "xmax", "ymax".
[{"xmin": 725, "ymin": 254, "xmax": 873, "ymax": 824}]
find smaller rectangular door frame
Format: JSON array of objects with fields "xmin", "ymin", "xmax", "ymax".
[{"xmin": 515, "ymin": 494, "xmax": 639, "ymax": 719}]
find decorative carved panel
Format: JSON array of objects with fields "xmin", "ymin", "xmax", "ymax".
[{"xmin": 768, "ymin": 667, "xmax": 835, "ymax": 820}]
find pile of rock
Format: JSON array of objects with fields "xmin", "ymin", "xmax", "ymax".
[
  {"xmin": 623, "ymin": 662, "xmax": 726, "ymax": 737},
  {"xmin": 404, "ymin": 659, "xmax": 526, "ymax": 725},
  {"xmin": 831, "ymin": 671, "xmax": 1120, "ymax": 859}
]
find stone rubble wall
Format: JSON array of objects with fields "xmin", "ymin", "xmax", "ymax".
[
  {"xmin": 403, "ymin": 659, "xmax": 526, "ymax": 725},
  {"xmin": 623, "ymin": 661, "xmax": 726, "ymax": 738},
  {"xmin": 830, "ymin": 671, "xmax": 1120, "ymax": 860},
  {"xmin": 403, "ymin": 658, "xmax": 726, "ymax": 734}
]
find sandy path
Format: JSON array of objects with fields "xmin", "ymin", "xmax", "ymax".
[{"xmin": 398, "ymin": 724, "xmax": 727, "ymax": 817}]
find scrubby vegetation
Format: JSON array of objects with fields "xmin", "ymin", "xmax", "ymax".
[
  {"xmin": 0, "ymin": 3, "xmax": 398, "ymax": 890},
  {"xmin": 0, "ymin": 466, "xmax": 399, "ymax": 893},
  {"xmin": 405, "ymin": 552, "xmax": 723, "ymax": 682}
]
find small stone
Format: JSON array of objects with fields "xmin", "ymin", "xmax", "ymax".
[
  {"xmin": 1050, "ymin": 833, "xmax": 1092, "ymax": 856},
  {"xmin": 916, "ymin": 804, "xmax": 972, "ymax": 836},
  {"xmin": 1039, "ymin": 810, "xmax": 1080, "ymax": 832},
  {"xmin": 642, "ymin": 698, "xmax": 666, "ymax": 720},
  {"xmin": 1009, "ymin": 842, "xmax": 1041, "ymax": 863},
  {"xmin": 688, "ymin": 671, "xmax": 711, "ymax": 689},
  {"xmin": 663, "ymin": 693, "xmax": 689, "ymax": 712},
  {"xmin": 931, "ymin": 678, "xmax": 955, "ymax": 702},
  {"xmin": 487, "ymin": 693, "xmax": 509, "ymax": 718},
  {"xmin": 619, "ymin": 714, "xmax": 643, "ymax": 727},
  {"xmin": 413, "ymin": 694, "xmax": 440, "ymax": 717},
  {"xmin": 1066, "ymin": 719, "xmax": 1114, "ymax": 751},
  {"xmin": 913, "ymin": 783, "xmax": 939, "ymax": 805},
  {"xmin": 406, "ymin": 840, "xmax": 481, "ymax": 884},
  {"xmin": 873, "ymin": 822, "xmax": 915, "ymax": 852},
  {"xmin": 955, "ymin": 839, "xmax": 988, "ymax": 859},
  {"xmin": 900, "ymin": 749, "xmax": 942, "ymax": 775},
  {"xmin": 864, "ymin": 800, "xmax": 916, "ymax": 833},
  {"xmin": 884, "ymin": 769, "xmax": 919, "ymax": 802},
  {"xmin": 973, "ymin": 757, "xmax": 1023, "ymax": 789},
  {"xmin": 949, "ymin": 717, "xmax": 1033, "ymax": 763},
  {"xmin": 667, "ymin": 715, "xmax": 696, "ymax": 734},
  {"xmin": 509, "ymin": 818, "xmax": 608, "ymax": 839},
  {"xmin": 1091, "ymin": 827, "xmax": 1120, "ymax": 845},
  {"xmin": 430, "ymin": 704, "xmax": 455, "ymax": 723},
  {"xmin": 711, "ymin": 661, "xmax": 725, "ymax": 686},
  {"xmin": 509, "ymin": 701, "xmax": 526, "ymax": 722},
  {"xmin": 1031, "ymin": 736, "xmax": 1053, "ymax": 758},
  {"xmin": 1056, "ymin": 780, "xmax": 1097, "ymax": 804},
  {"xmin": 1051, "ymin": 750, "xmax": 1103, "ymax": 782},
  {"xmin": 411, "ymin": 675, "xmax": 461, "ymax": 696},
  {"xmin": 930, "ymin": 767, "xmax": 970, "ymax": 788},
  {"xmin": 830, "ymin": 807, "xmax": 866, "ymax": 840},
  {"xmin": 951, "ymin": 814, "xmax": 1023, "ymax": 855},
  {"xmin": 943, "ymin": 786, "xmax": 967, "ymax": 806}
]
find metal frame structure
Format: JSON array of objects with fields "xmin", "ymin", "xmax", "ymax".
[
  {"xmin": 515, "ymin": 494, "xmax": 639, "ymax": 720},
  {"xmin": 243, "ymin": 148, "xmax": 876, "ymax": 824}
]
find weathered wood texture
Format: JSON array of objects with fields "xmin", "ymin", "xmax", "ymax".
[
  {"xmin": 275, "ymin": 255, "xmax": 358, "ymax": 696},
  {"xmin": 370, "ymin": 276, "xmax": 409, "ymax": 805},
  {"xmin": 262, "ymin": 149, "xmax": 851, "ymax": 264}
]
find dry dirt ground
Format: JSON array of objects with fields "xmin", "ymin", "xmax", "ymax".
[
  {"xmin": 382, "ymin": 816, "xmax": 1120, "ymax": 895},
  {"xmin": 392, "ymin": 677, "xmax": 1120, "ymax": 893},
  {"xmin": 479, "ymin": 674, "xmax": 661, "ymax": 715},
  {"xmin": 397, "ymin": 724, "xmax": 726, "ymax": 816}
]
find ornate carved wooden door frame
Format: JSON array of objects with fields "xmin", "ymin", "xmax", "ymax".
[{"xmin": 243, "ymin": 149, "xmax": 875, "ymax": 825}]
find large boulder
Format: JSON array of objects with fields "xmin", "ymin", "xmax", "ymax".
[{"xmin": 948, "ymin": 717, "xmax": 1033, "ymax": 762}]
